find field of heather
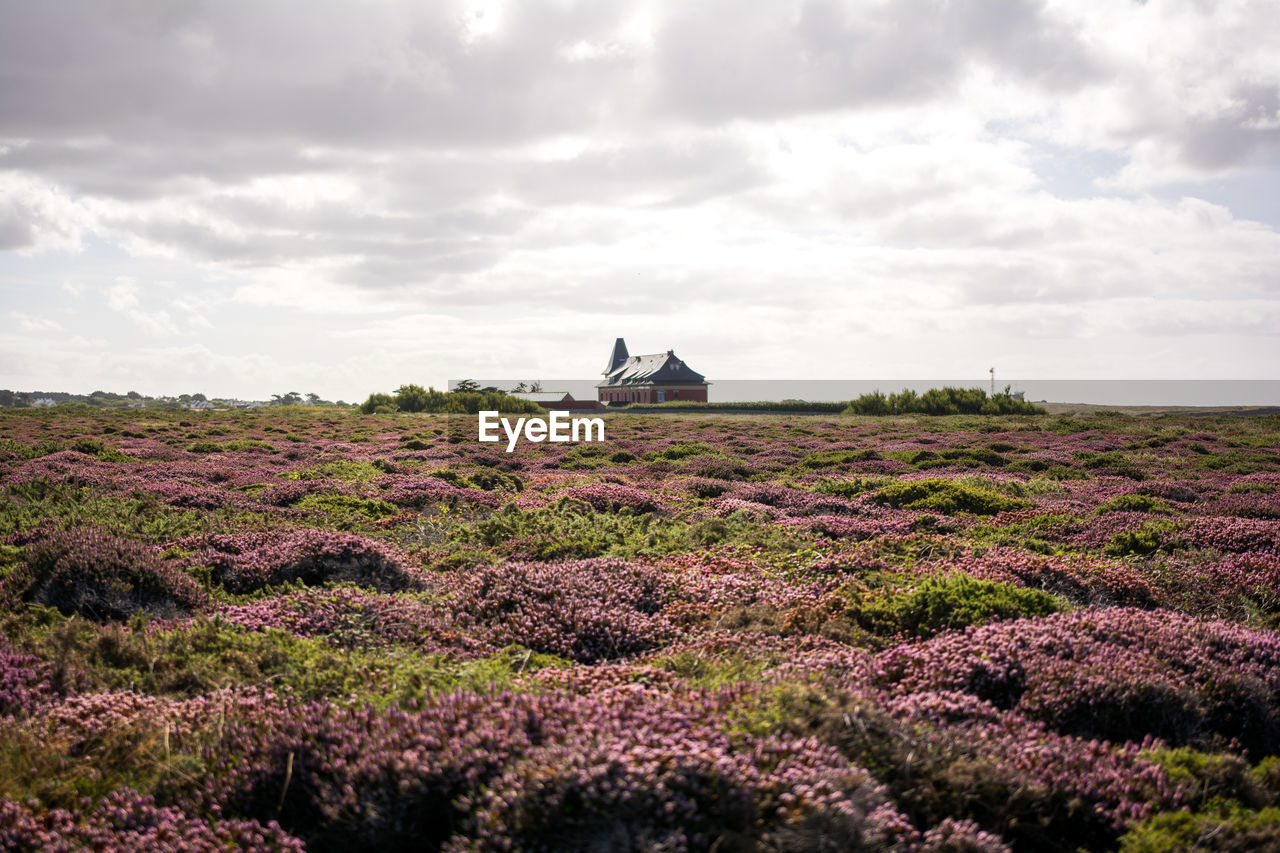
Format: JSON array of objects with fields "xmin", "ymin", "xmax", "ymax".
[{"xmin": 2, "ymin": 408, "xmax": 1280, "ymax": 851}]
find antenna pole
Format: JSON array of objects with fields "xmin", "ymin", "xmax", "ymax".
[{"xmin": 990, "ymin": 367, "xmax": 995, "ymax": 396}]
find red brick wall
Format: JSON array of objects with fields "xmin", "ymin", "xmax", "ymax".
[{"xmin": 597, "ymin": 386, "xmax": 708, "ymax": 404}]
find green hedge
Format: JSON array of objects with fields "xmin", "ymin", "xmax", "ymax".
[
  {"xmin": 617, "ymin": 400, "xmax": 847, "ymax": 413},
  {"xmin": 361, "ymin": 385, "xmax": 542, "ymax": 415},
  {"xmin": 844, "ymin": 387, "xmax": 1045, "ymax": 416}
]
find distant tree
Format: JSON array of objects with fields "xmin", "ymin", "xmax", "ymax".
[
  {"xmin": 360, "ymin": 392, "xmax": 398, "ymax": 414},
  {"xmin": 511, "ymin": 382, "xmax": 528, "ymax": 393},
  {"xmin": 480, "ymin": 386, "xmax": 502, "ymax": 394},
  {"xmin": 191, "ymin": 393, "xmax": 207, "ymax": 402},
  {"xmin": 453, "ymin": 379, "xmax": 480, "ymax": 393},
  {"xmin": 528, "ymin": 380, "xmax": 543, "ymax": 392},
  {"xmin": 126, "ymin": 391, "xmax": 142, "ymax": 400},
  {"xmin": 845, "ymin": 391, "xmax": 892, "ymax": 416},
  {"xmin": 394, "ymin": 384, "xmax": 430, "ymax": 413},
  {"xmin": 178, "ymin": 394, "xmax": 192, "ymax": 404},
  {"xmin": 306, "ymin": 392, "xmax": 321, "ymax": 406}
]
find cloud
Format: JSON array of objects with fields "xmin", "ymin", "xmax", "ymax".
[
  {"xmin": 0, "ymin": 171, "xmax": 86, "ymax": 252},
  {"xmin": 106, "ymin": 277, "xmax": 180, "ymax": 336},
  {"xmin": 1, "ymin": 0, "xmax": 1277, "ymax": 394},
  {"xmin": 6, "ymin": 311, "xmax": 63, "ymax": 333}
]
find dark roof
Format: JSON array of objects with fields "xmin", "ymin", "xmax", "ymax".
[
  {"xmin": 604, "ymin": 337, "xmax": 629, "ymax": 374},
  {"xmin": 512, "ymin": 392, "xmax": 573, "ymax": 403},
  {"xmin": 599, "ymin": 349, "xmax": 706, "ymax": 387}
]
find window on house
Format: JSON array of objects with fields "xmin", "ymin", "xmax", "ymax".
[{"xmin": 657, "ymin": 391, "xmax": 665, "ymax": 402}]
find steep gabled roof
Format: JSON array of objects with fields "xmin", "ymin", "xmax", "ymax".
[
  {"xmin": 600, "ymin": 350, "xmax": 706, "ymax": 386},
  {"xmin": 604, "ymin": 338, "xmax": 630, "ymax": 374}
]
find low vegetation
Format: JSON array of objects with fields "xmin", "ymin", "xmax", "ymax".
[{"xmin": 0, "ymin": 405, "xmax": 1277, "ymax": 850}]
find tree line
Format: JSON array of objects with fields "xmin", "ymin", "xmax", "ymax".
[
  {"xmin": 360, "ymin": 384, "xmax": 542, "ymax": 415},
  {"xmin": 843, "ymin": 386, "xmax": 1045, "ymax": 416}
]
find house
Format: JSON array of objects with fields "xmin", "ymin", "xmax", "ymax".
[
  {"xmin": 511, "ymin": 391, "xmax": 605, "ymax": 411},
  {"xmin": 597, "ymin": 338, "xmax": 709, "ymax": 406}
]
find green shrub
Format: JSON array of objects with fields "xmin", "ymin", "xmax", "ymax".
[
  {"xmin": 221, "ymin": 439, "xmax": 275, "ymax": 453},
  {"xmin": 449, "ymin": 502, "xmax": 807, "ymax": 562},
  {"xmin": 296, "ymin": 494, "xmax": 400, "ymax": 529},
  {"xmin": 1107, "ymin": 520, "xmax": 1184, "ymax": 556},
  {"xmin": 1143, "ymin": 747, "xmax": 1277, "ymax": 811},
  {"xmin": 68, "ymin": 437, "xmax": 132, "ymax": 462},
  {"xmin": 185, "ymin": 440, "xmax": 222, "ymax": 454},
  {"xmin": 844, "ymin": 391, "xmax": 892, "ymax": 416},
  {"xmin": 844, "ymin": 573, "xmax": 1065, "ymax": 639},
  {"xmin": 362, "ymin": 387, "xmax": 541, "ymax": 415},
  {"xmin": 359, "ymin": 392, "xmax": 397, "ymax": 414},
  {"xmin": 642, "ymin": 442, "xmax": 720, "ymax": 462},
  {"xmin": 1096, "ymin": 494, "xmax": 1175, "ymax": 515},
  {"xmin": 559, "ymin": 445, "xmax": 612, "ymax": 470},
  {"xmin": 798, "ymin": 449, "xmax": 881, "ymax": 470},
  {"xmin": 811, "ymin": 476, "xmax": 894, "ymax": 498},
  {"xmin": 465, "ymin": 468, "xmax": 524, "ymax": 492},
  {"xmin": 841, "ymin": 387, "xmax": 1045, "ymax": 417},
  {"xmin": 872, "ymin": 478, "xmax": 1031, "ymax": 515},
  {"xmin": 1119, "ymin": 807, "xmax": 1280, "ymax": 852}
]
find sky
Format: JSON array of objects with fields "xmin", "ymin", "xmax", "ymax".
[{"xmin": 2, "ymin": 0, "xmax": 1279, "ymax": 402}]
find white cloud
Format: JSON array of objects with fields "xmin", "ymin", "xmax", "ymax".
[
  {"xmin": 105, "ymin": 278, "xmax": 180, "ymax": 336},
  {"xmin": 6, "ymin": 311, "xmax": 63, "ymax": 333},
  {"xmin": 0, "ymin": 171, "xmax": 88, "ymax": 252}
]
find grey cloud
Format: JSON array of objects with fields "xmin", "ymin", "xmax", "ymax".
[
  {"xmin": 653, "ymin": 0, "xmax": 1099, "ymax": 121},
  {"xmin": 0, "ymin": 140, "xmax": 324, "ymax": 200},
  {"xmin": 0, "ymin": 1, "xmax": 635, "ymax": 147},
  {"xmin": 1178, "ymin": 84, "xmax": 1280, "ymax": 171},
  {"xmin": 0, "ymin": 201, "xmax": 36, "ymax": 250}
]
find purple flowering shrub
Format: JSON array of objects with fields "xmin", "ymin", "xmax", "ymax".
[
  {"xmin": 6, "ymin": 408, "xmax": 1280, "ymax": 848},
  {"xmin": 164, "ymin": 690, "xmax": 556, "ymax": 850},
  {"xmin": 0, "ymin": 789, "xmax": 303, "ymax": 852},
  {"xmin": 939, "ymin": 546, "xmax": 1157, "ymax": 607},
  {"xmin": 157, "ymin": 684, "xmax": 984, "ymax": 852},
  {"xmin": 444, "ymin": 558, "xmax": 676, "ymax": 661},
  {"xmin": 559, "ymin": 482, "xmax": 667, "ymax": 513},
  {"xmin": 840, "ymin": 689, "xmax": 1180, "ymax": 851},
  {"xmin": 377, "ymin": 474, "xmax": 503, "ymax": 509},
  {"xmin": 177, "ymin": 529, "xmax": 427, "ymax": 593},
  {"xmin": 455, "ymin": 686, "xmax": 918, "ymax": 852},
  {"xmin": 876, "ymin": 608, "xmax": 1280, "ymax": 752},
  {"xmin": 12, "ymin": 527, "xmax": 208, "ymax": 621},
  {"xmin": 215, "ymin": 586, "xmax": 491, "ymax": 655},
  {"xmin": 1207, "ymin": 552, "xmax": 1280, "ymax": 612},
  {"xmin": 0, "ymin": 642, "xmax": 51, "ymax": 717}
]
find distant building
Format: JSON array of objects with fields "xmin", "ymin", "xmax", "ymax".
[
  {"xmin": 597, "ymin": 338, "xmax": 709, "ymax": 406},
  {"xmin": 511, "ymin": 391, "xmax": 605, "ymax": 411}
]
